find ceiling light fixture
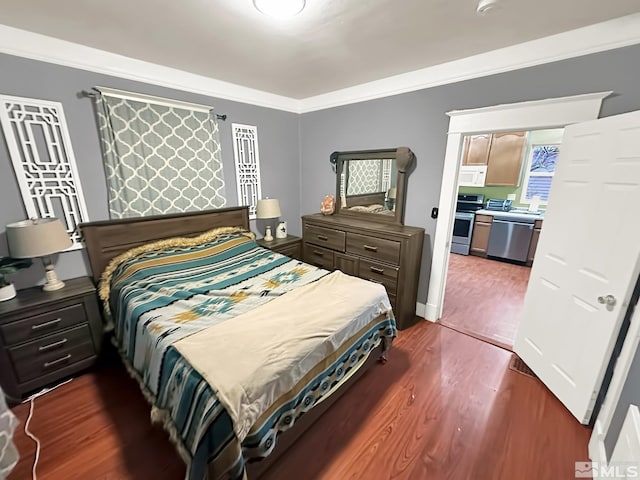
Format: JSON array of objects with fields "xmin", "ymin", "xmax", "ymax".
[
  {"xmin": 253, "ymin": 0, "xmax": 306, "ymax": 19},
  {"xmin": 476, "ymin": 0, "xmax": 499, "ymax": 15}
]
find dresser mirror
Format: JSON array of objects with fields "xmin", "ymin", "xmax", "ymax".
[{"xmin": 330, "ymin": 147, "xmax": 415, "ymax": 225}]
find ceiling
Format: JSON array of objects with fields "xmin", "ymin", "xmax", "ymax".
[{"xmin": 1, "ymin": 0, "xmax": 639, "ymax": 99}]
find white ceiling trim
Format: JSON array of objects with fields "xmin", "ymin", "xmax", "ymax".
[
  {"xmin": 299, "ymin": 13, "xmax": 640, "ymax": 113},
  {"xmin": 0, "ymin": 14, "xmax": 639, "ymax": 115},
  {"xmin": 0, "ymin": 24, "xmax": 301, "ymax": 113}
]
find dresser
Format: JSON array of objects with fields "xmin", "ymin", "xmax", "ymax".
[
  {"xmin": 302, "ymin": 214, "xmax": 424, "ymax": 330},
  {"xmin": 0, "ymin": 277, "xmax": 102, "ymax": 402}
]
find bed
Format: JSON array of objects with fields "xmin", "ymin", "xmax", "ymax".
[{"xmin": 80, "ymin": 206, "xmax": 396, "ymax": 480}]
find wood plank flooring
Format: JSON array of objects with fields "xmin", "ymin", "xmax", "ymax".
[
  {"xmin": 441, "ymin": 253, "xmax": 531, "ymax": 349},
  {"xmin": 8, "ymin": 321, "xmax": 590, "ymax": 480}
]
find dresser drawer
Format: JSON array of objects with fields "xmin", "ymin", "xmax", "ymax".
[
  {"xmin": 1, "ymin": 303, "xmax": 87, "ymax": 346},
  {"xmin": 358, "ymin": 259, "xmax": 398, "ymax": 295},
  {"xmin": 304, "ymin": 224, "xmax": 346, "ymax": 252},
  {"xmin": 346, "ymin": 233, "xmax": 401, "ymax": 265},
  {"xmin": 303, "ymin": 243, "xmax": 335, "ymax": 270},
  {"xmin": 388, "ymin": 293, "xmax": 397, "ymax": 313}
]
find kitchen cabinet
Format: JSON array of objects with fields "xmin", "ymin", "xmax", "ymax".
[
  {"xmin": 462, "ymin": 134, "xmax": 491, "ymax": 166},
  {"xmin": 470, "ymin": 214, "xmax": 493, "ymax": 256},
  {"xmin": 527, "ymin": 219, "xmax": 543, "ymax": 264},
  {"xmin": 484, "ymin": 132, "xmax": 527, "ymax": 186},
  {"xmin": 460, "ymin": 132, "xmax": 527, "ymax": 187}
]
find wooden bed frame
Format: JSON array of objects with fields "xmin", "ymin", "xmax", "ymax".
[
  {"xmin": 81, "ymin": 206, "xmax": 250, "ymax": 283},
  {"xmin": 79, "ymin": 206, "xmax": 385, "ymax": 478}
]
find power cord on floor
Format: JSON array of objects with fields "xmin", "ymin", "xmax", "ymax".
[
  {"xmin": 20, "ymin": 378, "xmax": 74, "ymax": 480},
  {"xmin": 23, "ymin": 397, "xmax": 39, "ymax": 480}
]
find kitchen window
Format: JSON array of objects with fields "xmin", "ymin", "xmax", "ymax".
[{"xmin": 520, "ymin": 144, "xmax": 560, "ymax": 205}]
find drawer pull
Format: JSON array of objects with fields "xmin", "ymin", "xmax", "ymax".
[
  {"xmin": 363, "ymin": 245, "xmax": 378, "ymax": 252},
  {"xmin": 313, "ymin": 250, "xmax": 325, "ymax": 256},
  {"xmin": 31, "ymin": 318, "xmax": 62, "ymax": 331},
  {"xmin": 367, "ymin": 278, "xmax": 383, "ymax": 284},
  {"xmin": 370, "ymin": 266, "xmax": 385, "ymax": 274},
  {"xmin": 317, "ymin": 235, "xmax": 329, "ymax": 241},
  {"xmin": 43, "ymin": 354, "xmax": 72, "ymax": 368},
  {"xmin": 38, "ymin": 338, "xmax": 68, "ymax": 352}
]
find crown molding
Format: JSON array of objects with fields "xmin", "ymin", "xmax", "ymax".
[
  {"xmin": 0, "ymin": 24, "xmax": 301, "ymax": 113},
  {"xmin": 298, "ymin": 13, "xmax": 640, "ymax": 113},
  {"xmin": 1, "ymin": 14, "xmax": 640, "ymax": 115}
]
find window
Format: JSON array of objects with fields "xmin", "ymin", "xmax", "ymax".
[{"xmin": 520, "ymin": 144, "xmax": 560, "ymax": 205}]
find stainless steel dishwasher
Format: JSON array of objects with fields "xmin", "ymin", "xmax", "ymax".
[{"xmin": 486, "ymin": 214, "xmax": 535, "ymax": 262}]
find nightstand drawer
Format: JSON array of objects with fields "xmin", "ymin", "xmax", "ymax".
[
  {"xmin": 304, "ymin": 225, "xmax": 346, "ymax": 252},
  {"xmin": 358, "ymin": 259, "xmax": 398, "ymax": 295},
  {"xmin": 346, "ymin": 233, "xmax": 401, "ymax": 265},
  {"xmin": 1, "ymin": 303, "xmax": 86, "ymax": 346},
  {"xmin": 276, "ymin": 243, "xmax": 302, "ymax": 260},
  {"xmin": 11, "ymin": 328, "xmax": 95, "ymax": 383},
  {"xmin": 9, "ymin": 324, "xmax": 93, "ymax": 364}
]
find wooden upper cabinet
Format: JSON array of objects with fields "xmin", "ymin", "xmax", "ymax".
[
  {"xmin": 485, "ymin": 131, "xmax": 527, "ymax": 186},
  {"xmin": 462, "ymin": 134, "xmax": 492, "ymax": 166}
]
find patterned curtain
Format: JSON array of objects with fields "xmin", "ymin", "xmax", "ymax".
[{"xmin": 94, "ymin": 92, "xmax": 226, "ymax": 218}]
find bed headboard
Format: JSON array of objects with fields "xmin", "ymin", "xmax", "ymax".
[{"xmin": 80, "ymin": 206, "xmax": 250, "ymax": 283}]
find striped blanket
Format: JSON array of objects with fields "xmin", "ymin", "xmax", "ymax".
[{"xmin": 100, "ymin": 228, "xmax": 397, "ymax": 479}]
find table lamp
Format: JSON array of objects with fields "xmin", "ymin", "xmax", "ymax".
[
  {"xmin": 5, "ymin": 218, "xmax": 73, "ymax": 291},
  {"xmin": 256, "ymin": 198, "xmax": 281, "ymax": 242}
]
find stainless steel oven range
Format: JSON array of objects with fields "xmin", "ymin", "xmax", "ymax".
[{"xmin": 451, "ymin": 194, "xmax": 484, "ymax": 255}]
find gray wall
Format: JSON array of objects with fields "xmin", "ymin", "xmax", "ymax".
[{"xmin": 0, "ymin": 53, "xmax": 301, "ymax": 288}]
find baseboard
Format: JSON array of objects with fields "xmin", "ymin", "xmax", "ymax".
[
  {"xmin": 589, "ymin": 419, "xmax": 607, "ymax": 477},
  {"xmin": 416, "ymin": 302, "xmax": 426, "ymax": 318},
  {"xmin": 424, "ymin": 303, "xmax": 439, "ymax": 322}
]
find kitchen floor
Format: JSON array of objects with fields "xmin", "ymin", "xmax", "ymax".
[{"xmin": 441, "ymin": 253, "xmax": 531, "ymax": 350}]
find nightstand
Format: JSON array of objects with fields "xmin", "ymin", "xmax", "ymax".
[
  {"xmin": 257, "ymin": 235, "xmax": 302, "ymax": 260},
  {"xmin": 0, "ymin": 277, "xmax": 102, "ymax": 402}
]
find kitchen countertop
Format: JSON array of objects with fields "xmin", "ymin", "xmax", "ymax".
[{"xmin": 476, "ymin": 208, "xmax": 545, "ymax": 221}]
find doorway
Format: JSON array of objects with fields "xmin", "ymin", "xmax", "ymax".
[
  {"xmin": 424, "ymin": 92, "xmax": 610, "ymax": 322},
  {"xmin": 440, "ymin": 128, "xmax": 563, "ymax": 350}
]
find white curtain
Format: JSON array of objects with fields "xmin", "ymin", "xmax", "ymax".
[{"xmin": 94, "ymin": 91, "xmax": 226, "ymax": 218}]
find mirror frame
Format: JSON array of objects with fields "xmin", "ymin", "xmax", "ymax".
[{"xmin": 330, "ymin": 147, "xmax": 415, "ymax": 225}]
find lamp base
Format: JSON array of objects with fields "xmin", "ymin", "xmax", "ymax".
[
  {"xmin": 263, "ymin": 226, "xmax": 274, "ymax": 242},
  {"xmin": 42, "ymin": 258, "xmax": 65, "ymax": 292}
]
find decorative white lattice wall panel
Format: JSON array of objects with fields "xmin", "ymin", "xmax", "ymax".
[
  {"xmin": 232, "ymin": 124, "xmax": 262, "ymax": 219},
  {"xmin": 0, "ymin": 95, "xmax": 89, "ymax": 249}
]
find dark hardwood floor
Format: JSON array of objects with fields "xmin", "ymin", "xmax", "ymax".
[
  {"xmin": 441, "ymin": 253, "xmax": 531, "ymax": 350},
  {"xmin": 9, "ymin": 321, "xmax": 590, "ymax": 480}
]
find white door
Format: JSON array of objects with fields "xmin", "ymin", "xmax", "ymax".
[{"xmin": 514, "ymin": 110, "xmax": 640, "ymax": 424}]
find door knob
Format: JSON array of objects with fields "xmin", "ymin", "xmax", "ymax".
[{"xmin": 597, "ymin": 295, "xmax": 616, "ymax": 306}]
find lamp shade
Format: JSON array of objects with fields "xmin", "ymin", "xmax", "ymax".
[
  {"xmin": 387, "ymin": 187, "xmax": 397, "ymax": 200},
  {"xmin": 256, "ymin": 199, "xmax": 281, "ymax": 219},
  {"xmin": 5, "ymin": 218, "xmax": 72, "ymax": 258}
]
